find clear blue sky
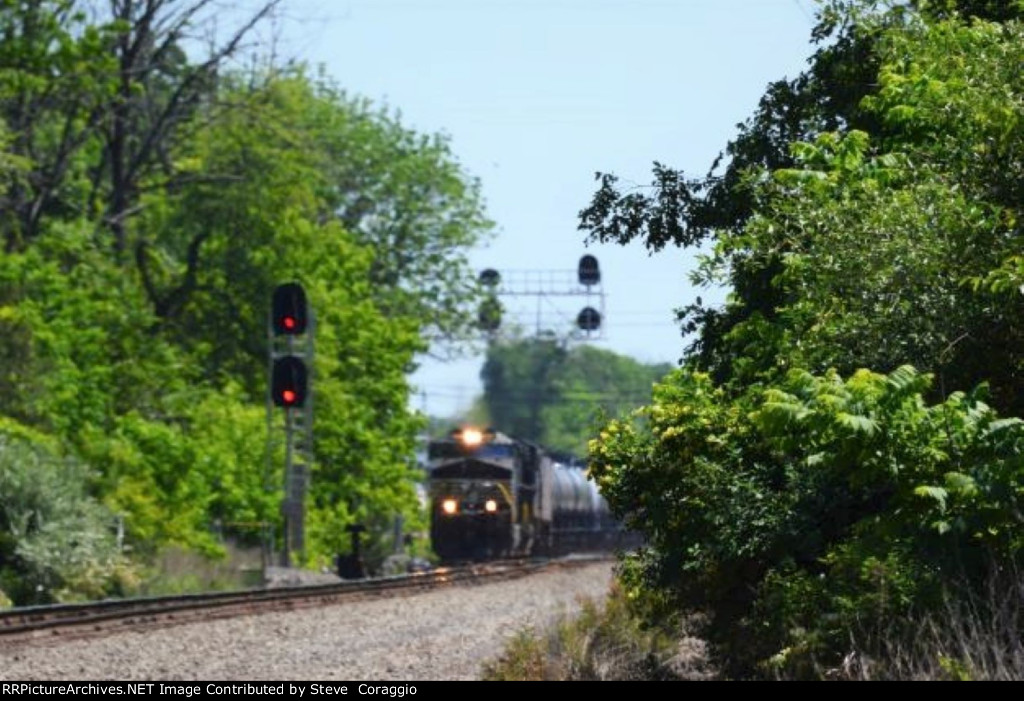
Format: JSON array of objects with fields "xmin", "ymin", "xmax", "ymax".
[{"xmin": 277, "ymin": 0, "xmax": 819, "ymax": 417}]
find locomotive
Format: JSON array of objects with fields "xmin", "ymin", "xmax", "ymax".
[{"xmin": 426, "ymin": 427, "xmax": 625, "ymax": 561}]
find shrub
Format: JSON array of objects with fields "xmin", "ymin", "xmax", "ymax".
[
  {"xmin": 0, "ymin": 430, "xmax": 134, "ymax": 605},
  {"xmin": 589, "ymin": 365, "xmax": 1024, "ymax": 677}
]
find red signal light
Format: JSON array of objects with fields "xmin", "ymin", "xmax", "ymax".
[
  {"xmin": 272, "ymin": 356, "xmax": 307, "ymax": 408},
  {"xmin": 272, "ymin": 283, "xmax": 307, "ymax": 335}
]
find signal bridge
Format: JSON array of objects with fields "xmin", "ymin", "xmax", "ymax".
[{"xmin": 477, "ymin": 255, "xmax": 605, "ymax": 341}]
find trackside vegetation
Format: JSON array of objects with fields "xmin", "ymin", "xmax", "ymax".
[
  {"xmin": 563, "ymin": 0, "xmax": 1024, "ymax": 679},
  {"xmin": 0, "ymin": 1, "xmax": 491, "ymax": 604}
]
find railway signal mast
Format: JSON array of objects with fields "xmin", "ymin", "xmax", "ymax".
[{"xmin": 268, "ymin": 282, "xmax": 314, "ymax": 567}]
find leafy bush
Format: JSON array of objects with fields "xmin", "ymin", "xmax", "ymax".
[
  {"xmin": 579, "ymin": 6, "xmax": 1024, "ymax": 680},
  {"xmin": 590, "ymin": 365, "xmax": 1024, "ymax": 677},
  {"xmin": 0, "ymin": 430, "xmax": 135, "ymax": 604}
]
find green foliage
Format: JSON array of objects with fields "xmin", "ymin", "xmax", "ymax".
[
  {"xmin": 580, "ymin": 5, "xmax": 1023, "ymax": 406},
  {"xmin": 480, "ymin": 336, "xmax": 568, "ymax": 445},
  {"xmin": 0, "ymin": 4, "xmax": 489, "ymax": 592},
  {"xmin": 306, "ymin": 71, "xmax": 494, "ymax": 347},
  {"xmin": 578, "ymin": 1, "xmax": 1024, "ymax": 679},
  {"xmin": 590, "ymin": 365, "xmax": 1024, "ymax": 676},
  {"xmin": 479, "ymin": 336, "xmax": 670, "ymax": 454},
  {"xmin": 0, "ymin": 430, "xmax": 133, "ymax": 605},
  {"xmin": 689, "ymin": 10, "xmax": 1024, "ymax": 402},
  {"xmin": 0, "ymin": 0, "xmax": 121, "ymax": 250},
  {"xmin": 0, "ymin": 222, "xmax": 274, "ymax": 557}
]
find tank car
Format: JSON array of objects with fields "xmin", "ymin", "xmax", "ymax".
[{"xmin": 426, "ymin": 427, "xmax": 625, "ymax": 561}]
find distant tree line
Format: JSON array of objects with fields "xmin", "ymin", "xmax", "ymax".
[{"xmin": 471, "ymin": 336, "xmax": 670, "ymax": 456}]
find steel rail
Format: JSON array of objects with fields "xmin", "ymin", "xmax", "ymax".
[{"xmin": 0, "ymin": 555, "xmax": 608, "ymax": 645}]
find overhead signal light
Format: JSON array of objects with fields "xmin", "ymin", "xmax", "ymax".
[{"xmin": 578, "ymin": 255, "xmax": 600, "ymax": 286}]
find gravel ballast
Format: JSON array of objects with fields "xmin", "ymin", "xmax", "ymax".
[{"xmin": 0, "ymin": 562, "xmax": 614, "ymax": 681}]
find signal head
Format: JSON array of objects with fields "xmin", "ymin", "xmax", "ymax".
[
  {"xmin": 578, "ymin": 254, "xmax": 600, "ymax": 286},
  {"xmin": 577, "ymin": 306, "xmax": 601, "ymax": 332},
  {"xmin": 272, "ymin": 283, "xmax": 308, "ymax": 335},
  {"xmin": 272, "ymin": 356, "xmax": 308, "ymax": 408}
]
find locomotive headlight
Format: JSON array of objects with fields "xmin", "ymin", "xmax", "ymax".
[
  {"xmin": 484, "ymin": 499, "xmax": 498, "ymax": 513},
  {"xmin": 441, "ymin": 498, "xmax": 458, "ymax": 515},
  {"xmin": 460, "ymin": 428, "xmax": 484, "ymax": 447}
]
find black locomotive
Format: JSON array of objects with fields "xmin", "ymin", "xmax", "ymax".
[{"xmin": 426, "ymin": 427, "xmax": 626, "ymax": 561}]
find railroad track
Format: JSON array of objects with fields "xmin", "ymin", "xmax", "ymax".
[{"xmin": 0, "ymin": 555, "xmax": 607, "ymax": 646}]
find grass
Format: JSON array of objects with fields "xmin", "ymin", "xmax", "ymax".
[
  {"xmin": 481, "ymin": 583, "xmax": 715, "ymax": 681},
  {"xmin": 830, "ymin": 570, "xmax": 1024, "ymax": 681},
  {"xmin": 484, "ymin": 566, "xmax": 1024, "ymax": 680},
  {"xmin": 136, "ymin": 544, "xmax": 264, "ymax": 596}
]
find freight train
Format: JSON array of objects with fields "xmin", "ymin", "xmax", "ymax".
[{"xmin": 426, "ymin": 427, "xmax": 627, "ymax": 561}]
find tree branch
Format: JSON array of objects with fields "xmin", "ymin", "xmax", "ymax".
[{"xmin": 125, "ymin": 0, "xmax": 283, "ymax": 186}]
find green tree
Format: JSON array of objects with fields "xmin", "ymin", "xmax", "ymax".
[
  {"xmin": 0, "ymin": 0, "xmax": 281, "ymax": 261},
  {"xmin": 683, "ymin": 14, "xmax": 1024, "ymax": 409},
  {"xmin": 480, "ymin": 336, "xmax": 670, "ymax": 454},
  {"xmin": 0, "ymin": 2, "xmax": 490, "ymax": 580},
  {"xmin": 308, "ymin": 73, "xmax": 494, "ymax": 347},
  {"xmin": 578, "ymin": 0, "xmax": 1023, "ymax": 388},
  {"xmin": 580, "ymin": 4, "xmax": 1024, "ymax": 677},
  {"xmin": 481, "ymin": 336, "xmax": 568, "ymax": 445}
]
